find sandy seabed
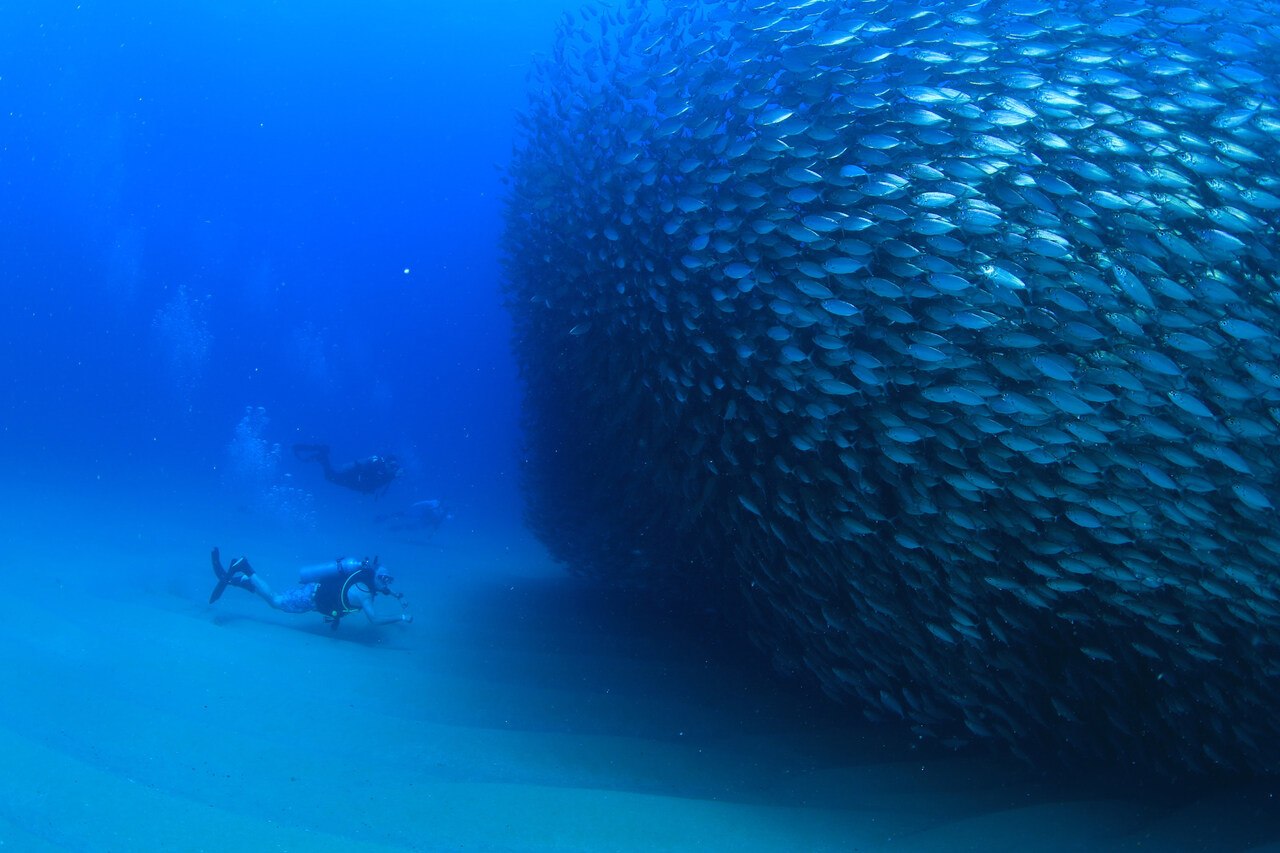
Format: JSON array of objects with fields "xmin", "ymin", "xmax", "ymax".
[{"xmin": 1, "ymin": 472, "xmax": 1278, "ymax": 852}]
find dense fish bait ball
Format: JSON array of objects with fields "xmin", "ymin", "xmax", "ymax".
[{"xmin": 503, "ymin": 0, "xmax": 1280, "ymax": 774}]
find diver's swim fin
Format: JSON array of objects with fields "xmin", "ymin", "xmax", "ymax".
[
  {"xmin": 209, "ymin": 547, "xmax": 231, "ymax": 604},
  {"xmin": 209, "ymin": 577, "xmax": 231, "ymax": 604}
]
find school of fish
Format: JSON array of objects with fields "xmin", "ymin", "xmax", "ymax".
[{"xmin": 502, "ymin": 0, "xmax": 1280, "ymax": 774}]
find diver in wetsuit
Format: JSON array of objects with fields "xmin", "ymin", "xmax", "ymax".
[
  {"xmin": 293, "ymin": 444, "xmax": 401, "ymax": 496},
  {"xmin": 209, "ymin": 547, "xmax": 412, "ymax": 629}
]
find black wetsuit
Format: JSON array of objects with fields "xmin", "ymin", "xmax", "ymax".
[
  {"xmin": 294, "ymin": 444, "xmax": 400, "ymax": 495},
  {"xmin": 314, "ymin": 566, "xmax": 377, "ymax": 624}
]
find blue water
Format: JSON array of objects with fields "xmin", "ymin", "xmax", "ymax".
[
  {"xmin": 4, "ymin": 2, "xmax": 1280, "ymax": 851},
  {"xmin": 0, "ymin": 1, "xmax": 582, "ymax": 520}
]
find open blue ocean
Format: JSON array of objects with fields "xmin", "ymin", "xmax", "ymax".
[{"xmin": 3, "ymin": 0, "xmax": 1280, "ymax": 850}]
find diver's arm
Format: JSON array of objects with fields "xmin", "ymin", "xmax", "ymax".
[
  {"xmin": 360, "ymin": 596, "xmax": 412, "ymax": 625},
  {"xmin": 349, "ymin": 584, "xmax": 411, "ymax": 625}
]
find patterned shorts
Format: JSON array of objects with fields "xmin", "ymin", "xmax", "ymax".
[{"xmin": 278, "ymin": 582, "xmax": 320, "ymax": 614}]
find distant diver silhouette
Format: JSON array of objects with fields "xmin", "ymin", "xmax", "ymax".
[
  {"xmin": 293, "ymin": 444, "xmax": 401, "ymax": 496},
  {"xmin": 375, "ymin": 498, "xmax": 453, "ymax": 535}
]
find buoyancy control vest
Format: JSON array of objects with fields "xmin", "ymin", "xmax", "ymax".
[{"xmin": 314, "ymin": 558, "xmax": 376, "ymax": 627}]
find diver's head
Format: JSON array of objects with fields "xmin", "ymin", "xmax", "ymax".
[{"xmin": 373, "ymin": 564, "xmax": 397, "ymax": 595}]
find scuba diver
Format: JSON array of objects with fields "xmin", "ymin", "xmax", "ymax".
[
  {"xmin": 375, "ymin": 498, "xmax": 453, "ymax": 535},
  {"xmin": 208, "ymin": 547, "xmax": 412, "ymax": 629},
  {"xmin": 293, "ymin": 444, "xmax": 401, "ymax": 496}
]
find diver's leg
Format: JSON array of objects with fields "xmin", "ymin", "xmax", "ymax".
[
  {"xmin": 272, "ymin": 583, "xmax": 320, "ymax": 614},
  {"xmin": 235, "ymin": 573, "xmax": 308, "ymax": 612},
  {"xmin": 293, "ymin": 444, "xmax": 336, "ymax": 479},
  {"xmin": 228, "ymin": 561, "xmax": 315, "ymax": 614},
  {"xmin": 240, "ymin": 574, "xmax": 279, "ymax": 607},
  {"xmin": 226, "ymin": 557, "xmax": 278, "ymax": 607}
]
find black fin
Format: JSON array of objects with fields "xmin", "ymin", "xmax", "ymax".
[{"xmin": 209, "ymin": 552, "xmax": 231, "ymax": 604}]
